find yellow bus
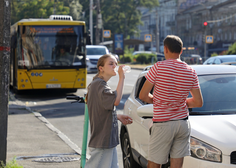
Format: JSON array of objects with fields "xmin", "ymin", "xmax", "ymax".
[{"xmin": 10, "ymin": 15, "xmax": 88, "ymax": 93}]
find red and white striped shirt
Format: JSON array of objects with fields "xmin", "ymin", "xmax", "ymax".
[{"xmin": 145, "ymin": 59, "xmax": 200, "ymax": 122}]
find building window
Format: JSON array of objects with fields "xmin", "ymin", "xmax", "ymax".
[
  {"xmin": 225, "ymin": 33, "xmax": 227, "ymax": 40},
  {"xmin": 229, "ymin": 32, "xmax": 232, "ymax": 40}
]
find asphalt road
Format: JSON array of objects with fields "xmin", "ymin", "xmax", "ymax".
[{"xmin": 13, "ymin": 68, "xmax": 142, "ymax": 168}]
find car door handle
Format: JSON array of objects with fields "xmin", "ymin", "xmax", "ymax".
[{"xmin": 128, "ymin": 107, "xmax": 131, "ymax": 114}]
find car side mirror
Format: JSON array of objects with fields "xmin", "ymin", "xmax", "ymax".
[{"xmin": 137, "ymin": 104, "xmax": 153, "ymax": 118}]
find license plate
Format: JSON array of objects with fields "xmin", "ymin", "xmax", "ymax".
[{"xmin": 46, "ymin": 84, "xmax": 61, "ymax": 88}]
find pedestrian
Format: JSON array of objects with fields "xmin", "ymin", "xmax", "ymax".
[
  {"xmin": 85, "ymin": 54, "xmax": 133, "ymax": 168},
  {"xmin": 139, "ymin": 35, "xmax": 203, "ymax": 168}
]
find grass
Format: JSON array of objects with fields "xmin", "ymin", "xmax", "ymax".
[{"xmin": 1, "ymin": 158, "xmax": 23, "ymax": 168}]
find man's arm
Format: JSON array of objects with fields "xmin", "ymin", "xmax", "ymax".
[
  {"xmin": 139, "ymin": 80, "xmax": 154, "ymax": 104},
  {"xmin": 186, "ymin": 88, "xmax": 203, "ymax": 108}
]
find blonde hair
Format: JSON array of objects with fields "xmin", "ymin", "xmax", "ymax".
[{"xmin": 85, "ymin": 54, "xmax": 115, "ymax": 103}]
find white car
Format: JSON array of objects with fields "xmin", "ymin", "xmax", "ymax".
[
  {"xmin": 120, "ymin": 65, "xmax": 236, "ymax": 168},
  {"xmin": 86, "ymin": 45, "xmax": 109, "ymax": 72}
]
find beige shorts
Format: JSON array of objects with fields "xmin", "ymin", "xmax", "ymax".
[{"xmin": 148, "ymin": 120, "xmax": 191, "ymax": 164}]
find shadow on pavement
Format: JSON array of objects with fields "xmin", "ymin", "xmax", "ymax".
[{"xmin": 10, "ymin": 88, "xmax": 130, "ymax": 118}]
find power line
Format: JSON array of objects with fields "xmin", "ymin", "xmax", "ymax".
[{"xmin": 207, "ymin": 13, "xmax": 236, "ymax": 23}]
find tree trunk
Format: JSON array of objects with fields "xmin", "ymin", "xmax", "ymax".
[{"xmin": 0, "ymin": 0, "xmax": 11, "ymax": 165}]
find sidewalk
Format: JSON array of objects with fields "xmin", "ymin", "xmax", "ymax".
[
  {"xmin": 6, "ymin": 65, "xmax": 146, "ymax": 168},
  {"xmin": 7, "ymin": 93, "xmax": 84, "ymax": 168}
]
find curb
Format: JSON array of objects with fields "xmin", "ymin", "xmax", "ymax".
[{"xmin": 9, "ymin": 92, "xmax": 91, "ymax": 160}]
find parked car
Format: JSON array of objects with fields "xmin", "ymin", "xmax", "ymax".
[
  {"xmin": 111, "ymin": 53, "xmax": 120, "ymax": 62},
  {"xmin": 132, "ymin": 51, "xmax": 155, "ymax": 56},
  {"xmin": 203, "ymin": 55, "xmax": 236, "ymax": 65},
  {"xmin": 157, "ymin": 53, "xmax": 165, "ymax": 61},
  {"xmin": 181, "ymin": 54, "xmax": 203, "ymax": 64},
  {"xmin": 86, "ymin": 45, "xmax": 109, "ymax": 72},
  {"xmin": 120, "ymin": 65, "xmax": 236, "ymax": 168}
]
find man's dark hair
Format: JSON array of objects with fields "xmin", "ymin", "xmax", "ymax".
[{"xmin": 164, "ymin": 35, "xmax": 183, "ymax": 54}]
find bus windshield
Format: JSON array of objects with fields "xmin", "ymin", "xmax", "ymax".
[{"xmin": 18, "ymin": 25, "xmax": 85, "ymax": 69}]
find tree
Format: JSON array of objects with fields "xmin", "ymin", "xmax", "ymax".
[
  {"xmin": 11, "ymin": 0, "xmax": 77, "ymax": 24},
  {"xmin": 227, "ymin": 42, "xmax": 236, "ymax": 55},
  {"xmin": 0, "ymin": 0, "xmax": 10, "ymax": 164},
  {"xmin": 69, "ymin": 0, "xmax": 83, "ymax": 20},
  {"xmin": 80, "ymin": 0, "xmax": 159, "ymax": 39},
  {"xmin": 101, "ymin": 0, "xmax": 159, "ymax": 38}
]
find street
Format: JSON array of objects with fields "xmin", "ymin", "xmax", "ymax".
[{"xmin": 13, "ymin": 68, "xmax": 142, "ymax": 168}]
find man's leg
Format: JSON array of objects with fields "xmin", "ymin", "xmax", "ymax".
[
  {"xmin": 170, "ymin": 157, "xmax": 184, "ymax": 168},
  {"xmin": 147, "ymin": 160, "xmax": 161, "ymax": 168}
]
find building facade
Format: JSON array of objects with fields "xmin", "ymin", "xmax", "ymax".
[
  {"xmin": 135, "ymin": 0, "xmax": 177, "ymax": 52},
  {"xmin": 136, "ymin": 0, "xmax": 236, "ymax": 57},
  {"xmin": 176, "ymin": 0, "xmax": 236, "ymax": 57}
]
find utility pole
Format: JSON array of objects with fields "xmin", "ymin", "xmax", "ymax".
[
  {"xmin": 155, "ymin": 7, "xmax": 159, "ymax": 53},
  {"xmin": 0, "ymin": 0, "xmax": 10, "ymax": 165},
  {"xmin": 96, "ymin": 0, "xmax": 102, "ymax": 45},
  {"xmin": 90, "ymin": 0, "xmax": 93, "ymax": 44}
]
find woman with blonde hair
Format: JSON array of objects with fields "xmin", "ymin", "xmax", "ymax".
[{"xmin": 85, "ymin": 54, "xmax": 133, "ymax": 168}]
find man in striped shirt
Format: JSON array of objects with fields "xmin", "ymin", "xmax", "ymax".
[{"xmin": 139, "ymin": 35, "xmax": 203, "ymax": 168}]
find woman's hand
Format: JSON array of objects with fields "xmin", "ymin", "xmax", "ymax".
[
  {"xmin": 117, "ymin": 114, "xmax": 133, "ymax": 125},
  {"xmin": 118, "ymin": 65, "xmax": 125, "ymax": 79}
]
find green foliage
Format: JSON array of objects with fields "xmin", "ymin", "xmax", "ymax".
[
  {"xmin": 80, "ymin": 0, "xmax": 159, "ymax": 37},
  {"xmin": 1, "ymin": 158, "xmax": 23, "ymax": 168},
  {"xmin": 124, "ymin": 46, "xmax": 134, "ymax": 55},
  {"xmin": 124, "ymin": 56, "xmax": 132, "ymax": 63},
  {"xmin": 227, "ymin": 42, "xmax": 236, "ymax": 55},
  {"xmin": 211, "ymin": 52, "xmax": 218, "ymax": 57},
  {"xmin": 11, "ymin": 0, "xmax": 82, "ymax": 24},
  {"xmin": 135, "ymin": 53, "xmax": 156, "ymax": 64},
  {"xmin": 147, "ymin": 54, "xmax": 157, "ymax": 63}
]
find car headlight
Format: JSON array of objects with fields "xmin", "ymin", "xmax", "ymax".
[
  {"xmin": 86, "ymin": 58, "xmax": 90, "ymax": 63},
  {"xmin": 190, "ymin": 137, "xmax": 222, "ymax": 162}
]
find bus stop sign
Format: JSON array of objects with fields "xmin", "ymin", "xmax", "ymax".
[
  {"xmin": 103, "ymin": 30, "xmax": 111, "ymax": 38},
  {"xmin": 206, "ymin": 35, "xmax": 213, "ymax": 43}
]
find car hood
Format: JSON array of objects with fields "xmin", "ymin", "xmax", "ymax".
[
  {"xmin": 189, "ymin": 114, "xmax": 236, "ymax": 155},
  {"xmin": 86, "ymin": 55, "xmax": 103, "ymax": 59}
]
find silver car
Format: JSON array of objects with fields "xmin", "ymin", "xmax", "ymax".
[
  {"xmin": 86, "ymin": 45, "xmax": 109, "ymax": 73},
  {"xmin": 120, "ymin": 65, "xmax": 236, "ymax": 168}
]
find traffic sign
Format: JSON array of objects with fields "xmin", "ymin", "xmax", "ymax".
[
  {"xmin": 103, "ymin": 30, "xmax": 111, "ymax": 38},
  {"xmin": 144, "ymin": 34, "xmax": 152, "ymax": 42},
  {"xmin": 206, "ymin": 35, "xmax": 213, "ymax": 43}
]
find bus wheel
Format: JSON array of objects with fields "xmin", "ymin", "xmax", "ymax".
[
  {"xmin": 69, "ymin": 89, "xmax": 77, "ymax": 93},
  {"xmin": 13, "ymin": 88, "xmax": 23, "ymax": 95}
]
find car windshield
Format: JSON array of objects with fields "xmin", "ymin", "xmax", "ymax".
[
  {"xmin": 189, "ymin": 74, "xmax": 236, "ymax": 115},
  {"xmin": 221, "ymin": 57, "xmax": 236, "ymax": 63},
  {"xmin": 86, "ymin": 48, "xmax": 106, "ymax": 55}
]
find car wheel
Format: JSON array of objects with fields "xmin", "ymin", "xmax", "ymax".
[{"xmin": 121, "ymin": 132, "xmax": 142, "ymax": 168}]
